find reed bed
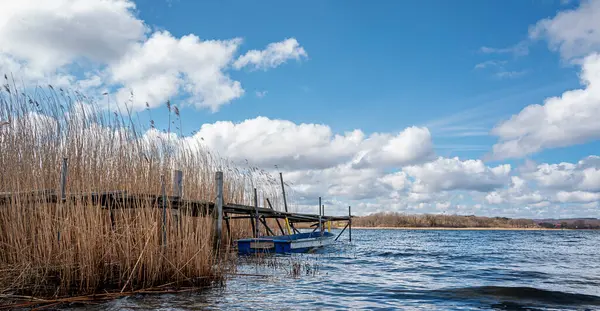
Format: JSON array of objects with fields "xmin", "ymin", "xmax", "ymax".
[{"xmin": 0, "ymin": 80, "xmax": 284, "ymax": 299}]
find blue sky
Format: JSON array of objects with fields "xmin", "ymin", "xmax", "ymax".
[
  {"xmin": 133, "ymin": 0, "xmax": 585, "ymax": 163},
  {"xmin": 2, "ymin": 0, "xmax": 600, "ymax": 218}
]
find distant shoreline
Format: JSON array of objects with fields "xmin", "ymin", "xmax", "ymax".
[{"xmin": 347, "ymin": 226, "xmax": 571, "ymax": 231}]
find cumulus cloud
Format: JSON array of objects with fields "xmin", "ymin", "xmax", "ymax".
[
  {"xmin": 521, "ymin": 156, "xmax": 600, "ymax": 192},
  {"xmin": 233, "ymin": 38, "xmax": 307, "ymax": 70},
  {"xmin": 282, "ymin": 164, "xmax": 393, "ymax": 202},
  {"xmin": 0, "ymin": 0, "xmax": 307, "ymax": 112},
  {"xmin": 556, "ymin": 191, "xmax": 600, "ymax": 203},
  {"xmin": 490, "ymin": 53, "xmax": 600, "ymax": 159},
  {"xmin": 0, "ymin": 0, "xmax": 145, "ymax": 74},
  {"xmin": 529, "ymin": 0, "xmax": 600, "ymax": 61},
  {"xmin": 483, "ymin": 155, "xmax": 600, "ymax": 209},
  {"xmin": 403, "ymin": 157, "xmax": 511, "ymax": 193},
  {"xmin": 353, "ymin": 127, "xmax": 434, "ymax": 169},
  {"xmin": 189, "ymin": 117, "xmax": 433, "ymax": 171},
  {"xmin": 485, "ymin": 176, "xmax": 546, "ymax": 205},
  {"xmin": 111, "ymin": 31, "xmax": 244, "ymax": 111}
]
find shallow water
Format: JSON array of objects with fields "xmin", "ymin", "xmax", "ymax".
[{"xmin": 78, "ymin": 229, "xmax": 600, "ymax": 310}]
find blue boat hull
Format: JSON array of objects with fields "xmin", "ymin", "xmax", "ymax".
[{"xmin": 237, "ymin": 231, "xmax": 335, "ymax": 254}]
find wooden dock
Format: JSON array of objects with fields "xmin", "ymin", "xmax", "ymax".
[{"xmin": 0, "ymin": 169, "xmax": 353, "ymax": 248}]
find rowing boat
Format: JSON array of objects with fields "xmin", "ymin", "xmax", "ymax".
[{"xmin": 237, "ymin": 231, "xmax": 335, "ymax": 254}]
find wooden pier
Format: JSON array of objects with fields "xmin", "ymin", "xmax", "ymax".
[{"xmin": 0, "ymin": 169, "xmax": 353, "ymax": 250}]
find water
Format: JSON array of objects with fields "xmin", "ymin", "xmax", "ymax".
[{"xmin": 79, "ymin": 229, "xmax": 600, "ymax": 310}]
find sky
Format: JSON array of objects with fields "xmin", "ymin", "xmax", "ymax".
[{"xmin": 1, "ymin": 0, "xmax": 600, "ymax": 218}]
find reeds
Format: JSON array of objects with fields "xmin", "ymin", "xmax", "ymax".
[{"xmin": 0, "ymin": 81, "xmax": 282, "ymax": 298}]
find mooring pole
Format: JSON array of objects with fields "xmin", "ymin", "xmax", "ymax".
[
  {"xmin": 161, "ymin": 174, "xmax": 167, "ymax": 247},
  {"xmin": 224, "ymin": 213, "xmax": 232, "ymax": 246},
  {"xmin": 172, "ymin": 170, "xmax": 183, "ymax": 226},
  {"xmin": 318, "ymin": 197, "xmax": 322, "ymax": 236},
  {"xmin": 322, "ymin": 204, "xmax": 326, "ymax": 234},
  {"xmin": 58, "ymin": 157, "xmax": 68, "ymax": 243},
  {"xmin": 60, "ymin": 157, "xmax": 68, "ymax": 202},
  {"xmin": 254, "ymin": 187, "xmax": 259, "ymax": 238},
  {"xmin": 349, "ymin": 206, "xmax": 352, "ymax": 242},
  {"xmin": 215, "ymin": 171, "xmax": 223, "ymax": 251},
  {"xmin": 173, "ymin": 170, "xmax": 183, "ymax": 198},
  {"xmin": 267, "ymin": 198, "xmax": 286, "ymax": 235},
  {"xmin": 280, "ymin": 172, "xmax": 288, "ymax": 213}
]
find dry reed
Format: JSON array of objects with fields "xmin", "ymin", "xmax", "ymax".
[{"xmin": 0, "ymin": 80, "xmax": 284, "ymax": 299}]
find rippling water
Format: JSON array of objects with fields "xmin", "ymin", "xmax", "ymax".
[{"xmin": 80, "ymin": 229, "xmax": 600, "ymax": 310}]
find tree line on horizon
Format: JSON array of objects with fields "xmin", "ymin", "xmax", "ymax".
[{"xmin": 351, "ymin": 212, "xmax": 600, "ymax": 229}]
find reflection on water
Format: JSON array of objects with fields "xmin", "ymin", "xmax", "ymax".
[{"xmin": 73, "ymin": 229, "xmax": 600, "ymax": 310}]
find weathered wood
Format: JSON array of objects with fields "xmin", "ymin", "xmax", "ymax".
[
  {"xmin": 161, "ymin": 175, "xmax": 167, "ymax": 247},
  {"xmin": 60, "ymin": 157, "xmax": 68, "ymax": 201},
  {"xmin": 215, "ymin": 171, "xmax": 223, "ymax": 250},
  {"xmin": 279, "ymin": 172, "xmax": 288, "ymax": 213},
  {"xmin": 172, "ymin": 170, "xmax": 183, "ymax": 198},
  {"xmin": 259, "ymin": 217, "xmax": 275, "ymax": 236},
  {"xmin": 335, "ymin": 222, "xmax": 349, "ymax": 241},
  {"xmin": 224, "ymin": 212, "xmax": 232, "ymax": 246},
  {"xmin": 266, "ymin": 198, "xmax": 285, "ymax": 235},
  {"xmin": 253, "ymin": 188, "xmax": 259, "ymax": 238},
  {"xmin": 349, "ymin": 206, "xmax": 352, "ymax": 242},
  {"xmin": 0, "ymin": 189, "xmax": 352, "ymax": 224},
  {"xmin": 318, "ymin": 197, "xmax": 322, "ymax": 234}
]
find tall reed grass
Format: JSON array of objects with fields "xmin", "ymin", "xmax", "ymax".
[{"xmin": 0, "ymin": 80, "xmax": 283, "ymax": 298}]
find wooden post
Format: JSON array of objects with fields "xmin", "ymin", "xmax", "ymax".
[
  {"xmin": 60, "ymin": 157, "xmax": 68, "ymax": 201},
  {"xmin": 254, "ymin": 188, "xmax": 259, "ymax": 238},
  {"xmin": 260, "ymin": 217, "xmax": 275, "ymax": 236},
  {"xmin": 161, "ymin": 174, "xmax": 167, "ymax": 247},
  {"xmin": 215, "ymin": 171, "xmax": 223, "ymax": 250},
  {"xmin": 173, "ymin": 170, "xmax": 183, "ymax": 197},
  {"xmin": 279, "ymin": 172, "xmax": 288, "ymax": 213},
  {"xmin": 349, "ymin": 206, "xmax": 352, "ymax": 242},
  {"xmin": 318, "ymin": 197, "xmax": 322, "ymax": 236},
  {"xmin": 322, "ymin": 204, "xmax": 325, "ymax": 234},
  {"xmin": 335, "ymin": 222, "xmax": 349, "ymax": 241},
  {"xmin": 172, "ymin": 170, "xmax": 182, "ymax": 226},
  {"xmin": 224, "ymin": 213, "xmax": 232, "ymax": 246},
  {"xmin": 266, "ymin": 198, "xmax": 286, "ymax": 235},
  {"xmin": 58, "ymin": 157, "xmax": 68, "ymax": 242}
]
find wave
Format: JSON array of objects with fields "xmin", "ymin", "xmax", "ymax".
[{"xmin": 436, "ymin": 286, "xmax": 600, "ymax": 306}]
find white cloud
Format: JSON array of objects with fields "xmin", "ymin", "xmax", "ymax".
[
  {"xmin": 110, "ymin": 31, "xmax": 244, "ymax": 111},
  {"xmin": 0, "ymin": 0, "xmax": 307, "ymax": 112},
  {"xmin": 529, "ymin": 0, "xmax": 600, "ymax": 61},
  {"xmin": 353, "ymin": 127, "xmax": 434, "ymax": 169},
  {"xmin": 233, "ymin": 38, "xmax": 307, "ymax": 70},
  {"xmin": 282, "ymin": 164, "xmax": 393, "ymax": 202},
  {"xmin": 474, "ymin": 60, "xmax": 507, "ymax": 70},
  {"xmin": 490, "ymin": 53, "xmax": 600, "ymax": 159},
  {"xmin": 521, "ymin": 156, "xmax": 600, "ymax": 192},
  {"xmin": 495, "ymin": 70, "xmax": 528, "ymax": 79},
  {"xmin": 556, "ymin": 191, "xmax": 600, "ymax": 203},
  {"xmin": 379, "ymin": 171, "xmax": 409, "ymax": 191},
  {"xmin": 190, "ymin": 117, "xmax": 433, "ymax": 171},
  {"xmin": 255, "ymin": 90, "xmax": 268, "ymax": 98},
  {"xmin": 486, "ymin": 176, "xmax": 546, "ymax": 206},
  {"xmin": 0, "ymin": 0, "xmax": 145, "ymax": 75},
  {"xmin": 479, "ymin": 41, "xmax": 529, "ymax": 57},
  {"xmin": 403, "ymin": 157, "xmax": 511, "ymax": 193}
]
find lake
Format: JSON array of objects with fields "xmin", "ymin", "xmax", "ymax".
[{"xmin": 77, "ymin": 229, "xmax": 600, "ymax": 310}]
